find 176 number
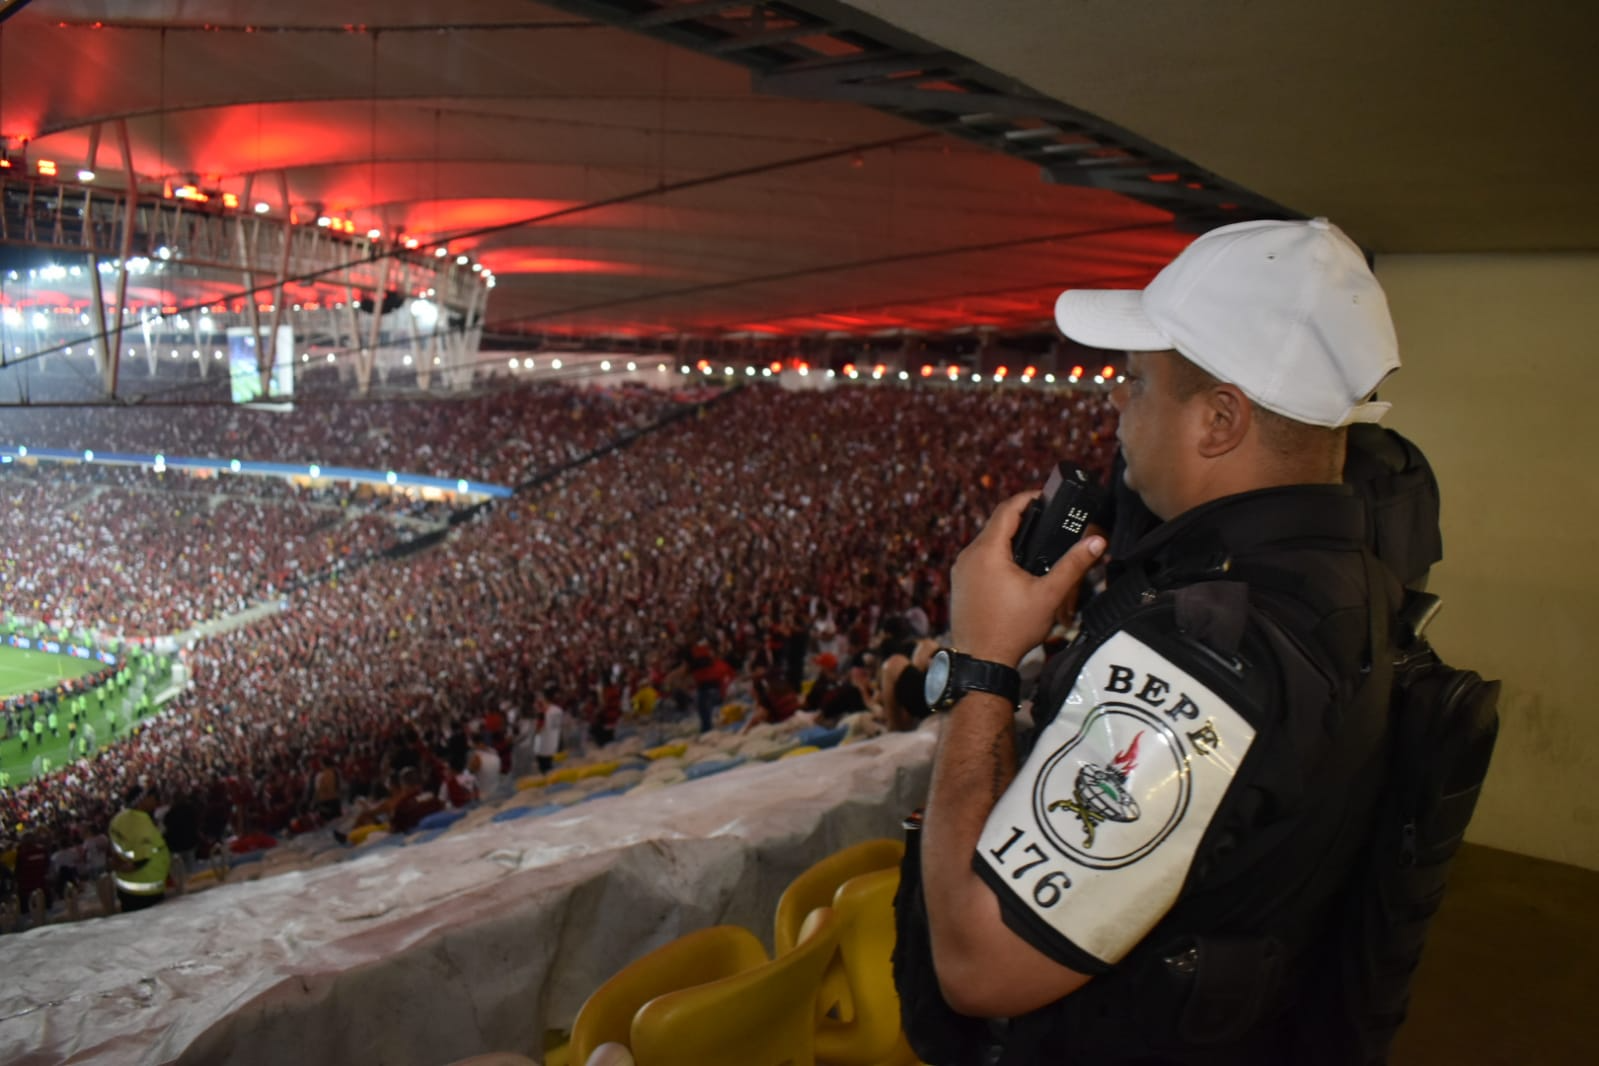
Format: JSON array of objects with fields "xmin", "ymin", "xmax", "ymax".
[{"xmin": 988, "ymin": 825, "xmax": 1072, "ymax": 907}]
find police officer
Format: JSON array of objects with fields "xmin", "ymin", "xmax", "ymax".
[
  {"xmin": 910, "ymin": 219, "xmax": 1401, "ymax": 1063},
  {"xmin": 109, "ymin": 785, "xmax": 170, "ymax": 912}
]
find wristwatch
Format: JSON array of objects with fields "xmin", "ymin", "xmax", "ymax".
[{"xmin": 923, "ymin": 649, "xmax": 1021, "ymax": 712}]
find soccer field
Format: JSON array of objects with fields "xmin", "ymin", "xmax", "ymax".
[
  {"xmin": 0, "ymin": 646, "xmax": 112, "ymax": 787},
  {"xmin": 0, "ymin": 645, "xmax": 103, "ymax": 698}
]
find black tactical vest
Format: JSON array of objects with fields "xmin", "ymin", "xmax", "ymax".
[{"xmin": 926, "ymin": 486, "xmax": 1397, "ymax": 1066}]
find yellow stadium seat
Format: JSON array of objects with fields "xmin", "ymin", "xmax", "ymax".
[
  {"xmin": 545, "ymin": 766, "xmax": 583, "ymax": 786},
  {"xmin": 347, "ymin": 824, "xmax": 387, "ymax": 846},
  {"xmin": 775, "ymin": 839, "xmax": 904, "ymax": 956},
  {"xmin": 569, "ymin": 925, "xmax": 769, "ymax": 1066},
  {"xmin": 577, "ymin": 761, "xmax": 620, "ymax": 781},
  {"xmin": 718, "ymin": 703, "xmax": 746, "ymax": 726},
  {"xmin": 630, "ymin": 908, "xmax": 842, "ymax": 1066},
  {"xmin": 184, "ymin": 868, "xmax": 221, "ymax": 890},
  {"xmin": 815, "ymin": 868, "xmax": 916, "ymax": 1066},
  {"xmin": 642, "ymin": 742, "xmax": 687, "ymax": 761},
  {"xmin": 775, "ymin": 838, "xmax": 906, "ymax": 1035},
  {"xmin": 779, "ymin": 745, "xmax": 821, "ymax": 760}
]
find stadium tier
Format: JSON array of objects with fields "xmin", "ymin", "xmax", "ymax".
[
  {"xmin": 1, "ymin": 721, "xmax": 936, "ymax": 1065},
  {"xmin": 1, "ymin": 380, "xmax": 1116, "ymax": 880}
]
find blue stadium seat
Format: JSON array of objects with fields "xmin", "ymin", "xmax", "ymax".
[
  {"xmin": 495, "ymin": 803, "xmax": 567, "ymax": 823},
  {"xmin": 795, "ymin": 725, "xmax": 848, "ymax": 750},
  {"xmin": 416, "ymin": 809, "xmax": 468, "ymax": 832},
  {"xmin": 684, "ymin": 756, "xmax": 747, "ymax": 781}
]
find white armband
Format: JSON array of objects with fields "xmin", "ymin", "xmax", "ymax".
[{"xmin": 976, "ymin": 630, "xmax": 1257, "ymax": 968}]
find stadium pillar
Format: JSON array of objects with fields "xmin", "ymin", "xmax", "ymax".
[
  {"xmin": 106, "ymin": 120, "xmax": 139, "ymax": 400},
  {"xmin": 447, "ymin": 276, "xmax": 486, "ymax": 391},
  {"xmin": 344, "ymin": 274, "xmax": 362, "ymax": 372},
  {"xmin": 465, "ymin": 281, "xmax": 486, "ymax": 381},
  {"xmin": 261, "ymin": 172, "xmax": 294, "ymax": 397},
  {"xmin": 397, "ymin": 256, "xmax": 422, "ymax": 387},
  {"xmin": 356, "ymin": 255, "xmax": 391, "ymax": 395},
  {"xmin": 419, "ymin": 317, "xmax": 438, "ymax": 392},
  {"xmin": 140, "ymin": 312, "xmax": 157, "ymax": 378},
  {"xmin": 237, "ymin": 173, "xmax": 269, "ymax": 392},
  {"xmin": 87, "ymin": 251, "xmax": 115, "ymax": 396}
]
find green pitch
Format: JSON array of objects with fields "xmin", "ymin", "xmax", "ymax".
[
  {"xmin": 0, "ymin": 645, "xmax": 103, "ymax": 698},
  {"xmin": 0, "ymin": 646, "xmax": 115, "ymax": 788}
]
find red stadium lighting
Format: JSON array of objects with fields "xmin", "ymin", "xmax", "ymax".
[
  {"xmin": 0, "ymin": 158, "xmax": 11, "ymax": 169},
  {"xmin": 221, "ymin": 192, "xmax": 240, "ymax": 209},
  {"xmin": 920, "ymin": 364, "xmax": 933, "ymax": 377},
  {"xmin": 873, "ymin": 363, "xmax": 885, "ymax": 376},
  {"xmin": 769, "ymin": 361, "xmax": 782, "ymax": 373},
  {"xmin": 947, "ymin": 366, "xmax": 960, "ymax": 380},
  {"xmin": 696, "ymin": 358, "xmax": 710, "ymax": 371},
  {"xmin": 1070, "ymin": 365, "xmax": 1085, "ymax": 379},
  {"xmin": 842, "ymin": 363, "xmax": 856, "ymax": 376},
  {"xmin": 994, "ymin": 365, "xmax": 1009, "ymax": 379},
  {"xmin": 1024, "ymin": 365, "xmax": 1037, "ymax": 379},
  {"xmin": 37, "ymin": 159, "xmax": 57, "ymax": 177},
  {"xmin": 404, "ymin": 238, "xmax": 420, "ymax": 249},
  {"xmin": 1101, "ymin": 365, "xmax": 1115, "ymax": 378},
  {"xmin": 174, "ymin": 185, "xmax": 209, "ymax": 203}
]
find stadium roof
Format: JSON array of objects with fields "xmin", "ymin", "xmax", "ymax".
[{"xmin": 0, "ymin": 0, "xmax": 1590, "ymax": 343}]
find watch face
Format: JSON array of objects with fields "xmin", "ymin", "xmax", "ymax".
[{"xmin": 924, "ymin": 649, "xmax": 952, "ymax": 709}]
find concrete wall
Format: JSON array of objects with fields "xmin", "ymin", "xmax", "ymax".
[{"xmin": 1374, "ymin": 254, "xmax": 1599, "ymax": 870}]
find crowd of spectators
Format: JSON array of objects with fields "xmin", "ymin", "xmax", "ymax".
[
  {"xmin": 1, "ymin": 464, "xmax": 406, "ymax": 635},
  {"xmin": 0, "ymin": 379, "xmax": 1120, "ymax": 905},
  {"xmin": 0, "ymin": 381, "xmax": 677, "ymax": 486}
]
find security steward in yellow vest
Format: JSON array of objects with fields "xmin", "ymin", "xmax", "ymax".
[{"xmin": 109, "ymin": 785, "xmax": 170, "ymax": 912}]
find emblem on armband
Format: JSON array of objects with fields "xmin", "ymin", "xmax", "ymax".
[
  {"xmin": 1047, "ymin": 733, "xmax": 1143, "ymax": 848},
  {"xmin": 1033, "ymin": 704, "xmax": 1193, "ymax": 870}
]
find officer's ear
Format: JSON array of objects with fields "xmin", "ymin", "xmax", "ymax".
[{"xmin": 1195, "ymin": 383, "xmax": 1251, "ymax": 458}]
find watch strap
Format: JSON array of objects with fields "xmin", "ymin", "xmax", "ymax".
[{"xmin": 933, "ymin": 650, "xmax": 1021, "ymax": 711}]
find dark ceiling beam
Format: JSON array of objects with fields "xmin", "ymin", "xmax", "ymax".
[
  {"xmin": 0, "ymin": 0, "xmax": 36, "ymax": 26},
  {"xmin": 540, "ymin": 0, "xmax": 1294, "ymax": 230}
]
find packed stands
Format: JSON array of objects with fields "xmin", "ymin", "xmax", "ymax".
[
  {"xmin": 0, "ymin": 379, "xmax": 1117, "ymax": 912},
  {"xmin": 0, "ymin": 381, "xmax": 679, "ymax": 486},
  {"xmin": 2, "ymin": 463, "xmax": 407, "ymax": 635}
]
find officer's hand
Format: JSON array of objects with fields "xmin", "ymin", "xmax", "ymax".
[
  {"xmin": 950, "ymin": 492, "xmax": 1106, "ymax": 667},
  {"xmin": 1053, "ymin": 521, "xmax": 1108, "ymax": 628}
]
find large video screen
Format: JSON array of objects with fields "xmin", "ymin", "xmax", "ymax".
[{"xmin": 227, "ymin": 326, "xmax": 296, "ymax": 404}]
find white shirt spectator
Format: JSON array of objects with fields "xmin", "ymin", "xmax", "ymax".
[
  {"xmin": 533, "ymin": 704, "xmax": 564, "ymax": 758},
  {"xmin": 470, "ymin": 743, "xmax": 503, "ymax": 799}
]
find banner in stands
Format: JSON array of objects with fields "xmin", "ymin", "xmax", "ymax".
[{"xmin": 4, "ymin": 634, "xmax": 118, "ymax": 664}]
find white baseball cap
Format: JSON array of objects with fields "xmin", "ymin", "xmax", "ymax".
[{"xmin": 1053, "ymin": 218, "xmax": 1399, "ymax": 427}]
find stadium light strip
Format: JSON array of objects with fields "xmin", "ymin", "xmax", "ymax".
[{"xmin": 0, "ymin": 445, "xmax": 513, "ymax": 499}]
